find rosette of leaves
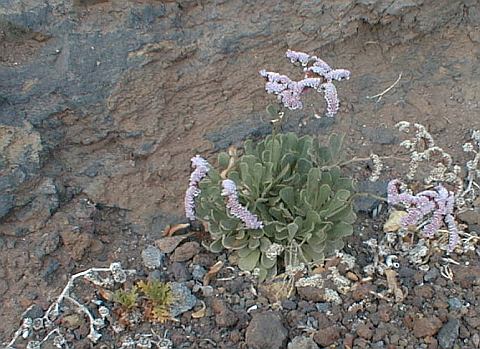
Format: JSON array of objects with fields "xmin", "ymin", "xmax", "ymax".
[{"xmin": 195, "ymin": 132, "xmax": 356, "ymax": 281}]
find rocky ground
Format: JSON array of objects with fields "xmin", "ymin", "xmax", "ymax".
[{"xmin": 1, "ymin": 0, "xmax": 480, "ymax": 348}]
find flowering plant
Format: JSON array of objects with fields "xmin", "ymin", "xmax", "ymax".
[{"xmin": 185, "ymin": 133, "xmax": 356, "ymax": 281}]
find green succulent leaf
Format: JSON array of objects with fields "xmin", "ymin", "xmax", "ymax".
[
  {"xmin": 218, "ymin": 152, "xmax": 230, "ymax": 169},
  {"xmin": 287, "ymin": 222, "xmax": 299, "ymax": 240},
  {"xmin": 279, "ymin": 186, "xmax": 295, "ymax": 210},
  {"xmin": 209, "ymin": 239, "xmax": 224, "ymax": 253},
  {"xmin": 238, "ymin": 249, "xmax": 260, "ymax": 271}
]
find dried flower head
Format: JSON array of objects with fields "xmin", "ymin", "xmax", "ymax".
[{"xmin": 369, "ymin": 153, "xmax": 383, "ymax": 182}]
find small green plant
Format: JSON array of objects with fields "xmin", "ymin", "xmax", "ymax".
[
  {"xmin": 137, "ymin": 280, "xmax": 174, "ymax": 323},
  {"xmin": 194, "ymin": 132, "xmax": 357, "ymax": 281},
  {"xmin": 112, "ymin": 286, "xmax": 138, "ymax": 310}
]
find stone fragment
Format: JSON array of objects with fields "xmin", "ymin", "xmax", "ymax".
[
  {"xmin": 155, "ymin": 235, "xmax": 188, "ymax": 254},
  {"xmin": 413, "ymin": 316, "xmax": 443, "ymax": 338},
  {"xmin": 437, "ymin": 319, "xmax": 460, "ymax": 349},
  {"xmin": 356, "ymin": 322, "xmax": 373, "ymax": 340},
  {"xmin": 171, "ymin": 241, "xmax": 200, "ymax": 262},
  {"xmin": 452, "ymin": 265, "xmax": 480, "ymax": 288},
  {"xmin": 34, "ymin": 232, "xmax": 60, "ymax": 259},
  {"xmin": 191, "ymin": 265, "xmax": 206, "ymax": 281},
  {"xmin": 313, "ymin": 325, "xmax": 340, "ymax": 347},
  {"xmin": 141, "ymin": 245, "xmax": 164, "ymax": 269},
  {"xmin": 169, "ymin": 262, "xmax": 191, "ymax": 282},
  {"xmin": 297, "ymin": 286, "xmax": 325, "ymax": 302},
  {"xmin": 288, "ymin": 336, "xmax": 319, "ymax": 349},
  {"xmin": 211, "ymin": 298, "xmax": 238, "ymax": 327},
  {"xmin": 60, "ymin": 231, "xmax": 92, "ymax": 261},
  {"xmin": 169, "ymin": 282, "xmax": 196, "ymax": 317},
  {"xmin": 245, "ymin": 311, "xmax": 288, "ymax": 349}
]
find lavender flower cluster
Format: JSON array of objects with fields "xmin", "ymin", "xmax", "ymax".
[
  {"xmin": 184, "ymin": 155, "xmax": 210, "ymax": 220},
  {"xmin": 387, "ymin": 179, "xmax": 459, "ymax": 252},
  {"xmin": 260, "ymin": 50, "xmax": 350, "ymax": 117},
  {"xmin": 184, "ymin": 156, "xmax": 263, "ymax": 230},
  {"xmin": 221, "ymin": 179, "xmax": 264, "ymax": 230}
]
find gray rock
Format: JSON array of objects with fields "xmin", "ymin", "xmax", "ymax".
[
  {"xmin": 42, "ymin": 259, "xmax": 60, "ymax": 280},
  {"xmin": 424, "ymin": 267, "xmax": 439, "ymax": 282},
  {"xmin": 169, "ymin": 262, "xmax": 191, "ymax": 282},
  {"xmin": 246, "ymin": 311, "xmax": 288, "ymax": 349},
  {"xmin": 438, "ymin": 319, "xmax": 460, "ymax": 349},
  {"xmin": 191, "ymin": 265, "xmax": 206, "ymax": 281},
  {"xmin": 34, "ymin": 232, "xmax": 60, "ymax": 259},
  {"xmin": 24, "ymin": 304, "xmax": 44, "ymax": 319},
  {"xmin": 282, "ymin": 300, "xmax": 297, "ymax": 310},
  {"xmin": 0, "ymin": 194, "xmax": 14, "ymax": 219},
  {"xmin": 447, "ymin": 297, "xmax": 463, "ymax": 310},
  {"xmin": 288, "ymin": 336, "xmax": 319, "ymax": 349},
  {"xmin": 169, "ymin": 282, "xmax": 197, "ymax": 317},
  {"xmin": 148, "ymin": 270, "xmax": 164, "ymax": 281},
  {"xmin": 141, "ymin": 245, "xmax": 164, "ymax": 270}
]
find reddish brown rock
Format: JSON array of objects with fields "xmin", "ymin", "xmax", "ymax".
[
  {"xmin": 245, "ymin": 311, "xmax": 288, "ymax": 349},
  {"xmin": 413, "ymin": 316, "xmax": 443, "ymax": 338},
  {"xmin": 352, "ymin": 283, "xmax": 373, "ymax": 301},
  {"xmin": 313, "ymin": 325, "xmax": 340, "ymax": 347},
  {"xmin": 60, "ymin": 231, "xmax": 92, "ymax": 261},
  {"xmin": 211, "ymin": 298, "xmax": 238, "ymax": 327},
  {"xmin": 378, "ymin": 304, "xmax": 392, "ymax": 322},
  {"xmin": 171, "ymin": 241, "xmax": 200, "ymax": 262},
  {"xmin": 356, "ymin": 322, "xmax": 373, "ymax": 340}
]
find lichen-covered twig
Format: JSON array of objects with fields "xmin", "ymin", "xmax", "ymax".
[
  {"xmin": 7, "ymin": 263, "xmax": 136, "ymax": 349},
  {"xmin": 395, "ymin": 121, "xmax": 461, "ymax": 190},
  {"xmin": 458, "ymin": 130, "xmax": 480, "ymax": 205}
]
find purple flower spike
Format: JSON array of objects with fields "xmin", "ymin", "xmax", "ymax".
[
  {"xmin": 321, "ymin": 82, "xmax": 339, "ymax": 117},
  {"xmin": 325, "ymin": 69, "xmax": 351, "ymax": 82},
  {"xmin": 286, "ymin": 49, "xmax": 311, "ymax": 66},
  {"xmin": 185, "ymin": 155, "xmax": 210, "ymax": 220},
  {"xmin": 387, "ymin": 179, "xmax": 460, "ymax": 252},
  {"xmin": 221, "ymin": 179, "xmax": 264, "ymax": 230},
  {"xmin": 260, "ymin": 50, "xmax": 350, "ymax": 116}
]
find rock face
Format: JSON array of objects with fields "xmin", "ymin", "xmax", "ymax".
[
  {"xmin": 0, "ymin": 0, "xmax": 469, "ymax": 237},
  {"xmin": 245, "ymin": 311, "xmax": 288, "ymax": 349}
]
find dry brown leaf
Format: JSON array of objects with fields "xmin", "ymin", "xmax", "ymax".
[
  {"xmin": 98, "ymin": 288, "xmax": 114, "ymax": 302},
  {"xmin": 383, "ymin": 210, "xmax": 408, "ymax": 232},
  {"xmin": 155, "ymin": 235, "xmax": 190, "ymax": 254},
  {"xmin": 203, "ymin": 261, "xmax": 224, "ymax": 286},
  {"xmin": 163, "ymin": 223, "xmax": 190, "ymax": 237},
  {"xmin": 384, "ymin": 268, "xmax": 405, "ymax": 303},
  {"xmin": 191, "ymin": 300, "xmax": 206, "ymax": 319}
]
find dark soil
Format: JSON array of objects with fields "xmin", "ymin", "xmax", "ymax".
[{"xmin": 1, "ymin": 1, "xmax": 480, "ymax": 348}]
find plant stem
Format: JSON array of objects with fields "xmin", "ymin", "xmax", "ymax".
[{"xmin": 350, "ymin": 192, "xmax": 388, "ymax": 203}]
